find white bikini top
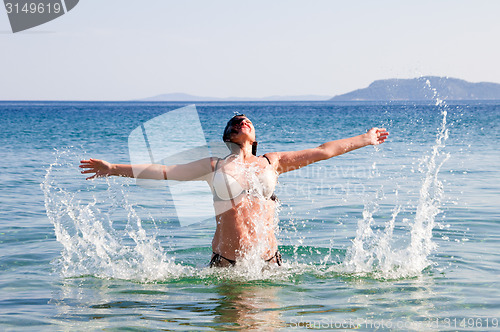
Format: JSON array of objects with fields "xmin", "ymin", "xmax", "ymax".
[{"xmin": 211, "ymin": 155, "xmax": 277, "ymax": 201}]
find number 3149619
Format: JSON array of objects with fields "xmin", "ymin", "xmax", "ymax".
[{"xmin": 5, "ymin": 2, "xmax": 62, "ymax": 14}]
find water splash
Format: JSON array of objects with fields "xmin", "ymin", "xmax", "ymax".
[
  {"xmin": 41, "ymin": 148, "xmax": 188, "ymax": 282},
  {"xmin": 338, "ymin": 79, "xmax": 450, "ymax": 279}
]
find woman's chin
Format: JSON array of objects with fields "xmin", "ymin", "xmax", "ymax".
[{"xmin": 232, "ymin": 134, "xmax": 254, "ymax": 144}]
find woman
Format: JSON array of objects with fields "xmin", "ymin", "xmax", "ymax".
[{"xmin": 80, "ymin": 114, "xmax": 388, "ymax": 267}]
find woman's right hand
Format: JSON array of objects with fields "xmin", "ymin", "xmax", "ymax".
[{"xmin": 79, "ymin": 158, "xmax": 114, "ymax": 180}]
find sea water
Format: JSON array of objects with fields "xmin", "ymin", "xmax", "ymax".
[{"xmin": 1, "ymin": 100, "xmax": 499, "ymax": 330}]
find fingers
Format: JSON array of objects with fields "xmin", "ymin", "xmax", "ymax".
[
  {"xmin": 376, "ymin": 135, "xmax": 388, "ymax": 145},
  {"xmin": 79, "ymin": 164, "xmax": 95, "ymax": 172},
  {"xmin": 80, "ymin": 159, "xmax": 99, "ymax": 179},
  {"xmin": 375, "ymin": 128, "xmax": 389, "ymax": 137},
  {"xmin": 80, "ymin": 158, "xmax": 100, "ymax": 164},
  {"xmin": 79, "ymin": 161, "xmax": 94, "ymax": 169},
  {"xmin": 368, "ymin": 127, "xmax": 389, "ymax": 145},
  {"xmin": 373, "ymin": 128, "xmax": 388, "ymax": 134},
  {"xmin": 369, "ymin": 127, "xmax": 388, "ymax": 136},
  {"xmin": 86, "ymin": 174, "xmax": 97, "ymax": 180}
]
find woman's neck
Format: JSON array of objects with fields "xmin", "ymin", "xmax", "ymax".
[{"xmin": 229, "ymin": 141, "xmax": 254, "ymax": 160}]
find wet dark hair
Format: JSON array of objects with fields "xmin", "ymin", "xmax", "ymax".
[{"xmin": 222, "ymin": 114, "xmax": 257, "ymax": 155}]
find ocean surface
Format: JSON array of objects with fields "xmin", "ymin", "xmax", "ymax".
[{"xmin": 1, "ymin": 98, "xmax": 499, "ymax": 331}]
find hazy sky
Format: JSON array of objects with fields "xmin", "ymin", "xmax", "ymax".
[{"xmin": 1, "ymin": 0, "xmax": 499, "ymax": 100}]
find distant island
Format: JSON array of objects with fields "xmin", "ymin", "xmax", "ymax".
[
  {"xmin": 330, "ymin": 76, "xmax": 500, "ymax": 101},
  {"xmin": 137, "ymin": 76, "xmax": 500, "ymax": 102}
]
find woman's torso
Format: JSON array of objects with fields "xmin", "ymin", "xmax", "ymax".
[{"xmin": 209, "ymin": 155, "xmax": 278, "ymax": 261}]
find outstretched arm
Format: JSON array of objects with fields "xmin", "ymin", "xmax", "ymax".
[
  {"xmin": 266, "ymin": 127, "xmax": 388, "ymax": 174},
  {"xmin": 79, "ymin": 157, "xmax": 214, "ymax": 181}
]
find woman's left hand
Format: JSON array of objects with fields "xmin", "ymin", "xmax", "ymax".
[{"xmin": 366, "ymin": 127, "xmax": 389, "ymax": 145}]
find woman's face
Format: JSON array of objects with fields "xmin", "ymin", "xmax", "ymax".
[{"xmin": 227, "ymin": 116, "xmax": 256, "ymax": 143}]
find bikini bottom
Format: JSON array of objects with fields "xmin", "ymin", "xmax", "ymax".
[{"xmin": 209, "ymin": 251, "xmax": 282, "ymax": 267}]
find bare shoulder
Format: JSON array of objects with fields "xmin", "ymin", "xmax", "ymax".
[
  {"xmin": 262, "ymin": 152, "xmax": 280, "ymax": 163},
  {"xmin": 261, "ymin": 152, "xmax": 281, "ymax": 171}
]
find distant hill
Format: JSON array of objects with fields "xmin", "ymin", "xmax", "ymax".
[
  {"xmin": 138, "ymin": 93, "xmax": 331, "ymax": 102},
  {"xmin": 330, "ymin": 76, "xmax": 500, "ymax": 101},
  {"xmin": 137, "ymin": 77, "xmax": 500, "ymax": 102}
]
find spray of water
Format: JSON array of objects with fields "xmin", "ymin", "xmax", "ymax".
[
  {"xmin": 41, "ymin": 148, "xmax": 189, "ymax": 282},
  {"xmin": 338, "ymin": 79, "xmax": 450, "ymax": 279}
]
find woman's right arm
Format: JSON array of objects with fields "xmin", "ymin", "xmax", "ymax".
[{"xmin": 79, "ymin": 158, "xmax": 214, "ymax": 181}]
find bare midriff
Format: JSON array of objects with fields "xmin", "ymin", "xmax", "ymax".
[{"xmin": 212, "ymin": 196, "xmax": 277, "ymax": 262}]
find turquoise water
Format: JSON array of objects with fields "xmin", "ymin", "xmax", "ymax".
[{"xmin": 1, "ymin": 99, "xmax": 499, "ymax": 330}]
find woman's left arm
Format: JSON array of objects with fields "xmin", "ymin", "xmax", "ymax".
[{"xmin": 266, "ymin": 127, "xmax": 388, "ymax": 174}]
